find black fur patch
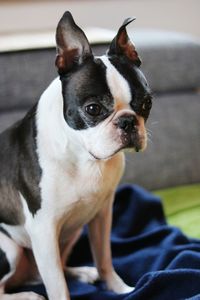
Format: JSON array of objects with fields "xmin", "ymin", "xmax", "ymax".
[
  {"xmin": 0, "ymin": 248, "xmax": 10, "ymax": 280},
  {"xmin": 17, "ymin": 106, "xmax": 42, "ymax": 215},
  {"xmin": 0, "ymin": 104, "xmax": 42, "ymax": 224},
  {"xmin": 108, "ymin": 56, "xmax": 152, "ymax": 120},
  {"xmin": 0, "ymin": 226, "xmax": 11, "ymax": 238},
  {"xmin": 60, "ymin": 58, "xmax": 114, "ymax": 129}
]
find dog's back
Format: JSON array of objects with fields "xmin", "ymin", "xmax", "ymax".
[{"xmin": 0, "ymin": 107, "xmax": 41, "ymax": 226}]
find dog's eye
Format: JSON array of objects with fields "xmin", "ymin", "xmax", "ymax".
[
  {"xmin": 85, "ymin": 104, "xmax": 102, "ymax": 116},
  {"xmin": 142, "ymin": 97, "xmax": 152, "ymax": 111}
]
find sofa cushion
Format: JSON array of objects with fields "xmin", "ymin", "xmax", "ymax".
[
  {"xmin": 155, "ymin": 184, "xmax": 200, "ymax": 239},
  {"xmin": 131, "ymin": 30, "xmax": 200, "ymax": 93},
  {"xmin": 0, "ymin": 49, "xmax": 56, "ymax": 111}
]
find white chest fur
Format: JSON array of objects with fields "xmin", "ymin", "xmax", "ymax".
[{"xmin": 39, "ymin": 153, "xmax": 123, "ymax": 234}]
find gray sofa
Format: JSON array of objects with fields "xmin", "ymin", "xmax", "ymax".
[{"xmin": 0, "ymin": 29, "xmax": 200, "ymax": 190}]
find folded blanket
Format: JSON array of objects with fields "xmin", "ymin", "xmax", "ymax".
[{"xmin": 15, "ymin": 185, "xmax": 200, "ymax": 299}]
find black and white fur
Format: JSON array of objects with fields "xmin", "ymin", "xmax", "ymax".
[{"xmin": 0, "ymin": 12, "xmax": 152, "ymax": 300}]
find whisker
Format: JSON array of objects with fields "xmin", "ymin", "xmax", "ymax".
[
  {"xmin": 147, "ymin": 136, "xmax": 153, "ymax": 145},
  {"xmin": 146, "ymin": 127, "xmax": 153, "ymax": 133},
  {"xmin": 147, "ymin": 131, "xmax": 152, "ymax": 137},
  {"xmin": 150, "ymin": 121, "xmax": 159, "ymax": 126}
]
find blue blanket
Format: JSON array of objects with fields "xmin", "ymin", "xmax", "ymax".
[{"xmin": 15, "ymin": 185, "xmax": 200, "ymax": 299}]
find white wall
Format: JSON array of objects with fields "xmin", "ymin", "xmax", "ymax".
[{"xmin": 0, "ymin": 0, "xmax": 200, "ymax": 39}]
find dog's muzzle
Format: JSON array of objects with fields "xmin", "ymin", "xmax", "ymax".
[{"xmin": 115, "ymin": 114, "xmax": 146, "ymax": 152}]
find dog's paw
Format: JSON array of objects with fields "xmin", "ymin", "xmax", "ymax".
[
  {"xmin": 65, "ymin": 266, "xmax": 99, "ymax": 284},
  {"xmin": 117, "ymin": 284, "xmax": 135, "ymax": 294},
  {"xmin": 105, "ymin": 271, "xmax": 134, "ymax": 294}
]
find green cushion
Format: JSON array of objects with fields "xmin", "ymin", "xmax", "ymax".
[{"xmin": 154, "ymin": 184, "xmax": 200, "ymax": 239}]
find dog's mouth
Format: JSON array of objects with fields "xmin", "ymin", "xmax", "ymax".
[
  {"xmin": 89, "ymin": 148, "xmax": 122, "ymax": 161},
  {"xmin": 88, "ymin": 134, "xmax": 146, "ymax": 161},
  {"xmin": 122, "ymin": 131, "xmax": 147, "ymax": 152}
]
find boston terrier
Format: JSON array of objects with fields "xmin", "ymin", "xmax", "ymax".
[{"xmin": 0, "ymin": 11, "xmax": 152, "ymax": 300}]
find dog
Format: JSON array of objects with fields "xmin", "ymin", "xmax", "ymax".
[{"xmin": 0, "ymin": 11, "xmax": 152, "ymax": 300}]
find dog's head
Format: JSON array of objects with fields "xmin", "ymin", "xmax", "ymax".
[{"xmin": 55, "ymin": 11, "xmax": 152, "ymax": 160}]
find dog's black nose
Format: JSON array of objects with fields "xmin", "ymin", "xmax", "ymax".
[{"xmin": 117, "ymin": 115, "xmax": 137, "ymax": 132}]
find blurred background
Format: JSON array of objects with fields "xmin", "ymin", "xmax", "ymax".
[{"xmin": 0, "ymin": 0, "xmax": 200, "ymax": 38}]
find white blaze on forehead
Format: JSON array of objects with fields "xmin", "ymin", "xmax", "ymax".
[{"xmin": 99, "ymin": 55, "xmax": 132, "ymax": 105}]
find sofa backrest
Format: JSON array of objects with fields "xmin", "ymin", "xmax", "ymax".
[
  {"xmin": 1, "ymin": 30, "xmax": 200, "ymax": 110},
  {"xmin": 0, "ymin": 49, "xmax": 56, "ymax": 111}
]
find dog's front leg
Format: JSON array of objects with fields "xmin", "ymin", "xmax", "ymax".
[
  {"xmin": 28, "ymin": 221, "xmax": 70, "ymax": 300},
  {"xmin": 88, "ymin": 194, "xmax": 134, "ymax": 294}
]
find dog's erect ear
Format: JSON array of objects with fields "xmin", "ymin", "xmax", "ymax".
[
  {"xmin": 55, "ymin": 11, "xmax": 93, "ymax": 74},
  {"xmin": 108, "ymin": 17, "xmax": 141, "ymax": 67}
]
